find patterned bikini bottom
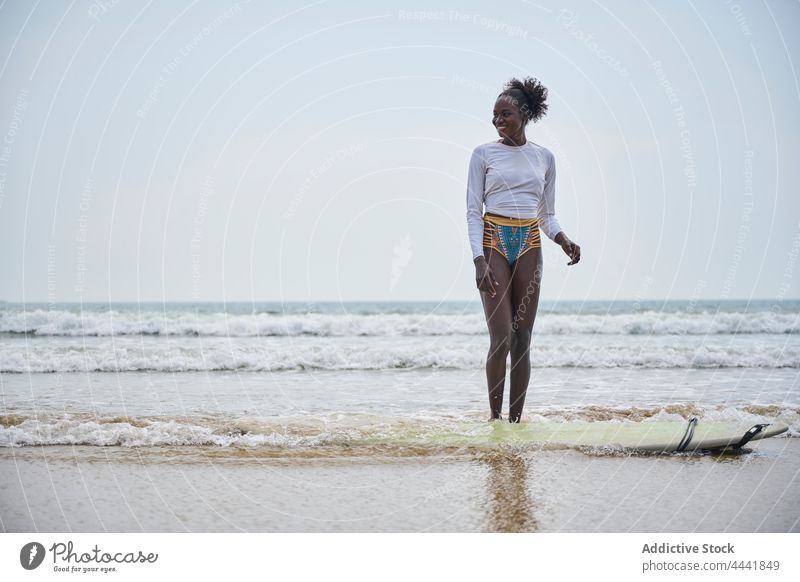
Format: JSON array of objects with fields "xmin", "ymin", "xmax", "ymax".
[{"xmin": 482, "ymin": 212, "xmax": 541, "ymax": 267}]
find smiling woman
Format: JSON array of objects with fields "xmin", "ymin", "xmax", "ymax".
[{"xmin": 466, "ymin": 76, "xmax": 582, "ymax": 423}]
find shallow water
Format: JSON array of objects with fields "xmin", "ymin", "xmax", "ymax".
[{"xmin": 1, "ymin": 440, "xmax": 797, "ymax": 532}]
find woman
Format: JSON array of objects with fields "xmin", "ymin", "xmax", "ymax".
[{"xmin": 466, "ymin": 77, "xmax": 580, "ymax": 423}]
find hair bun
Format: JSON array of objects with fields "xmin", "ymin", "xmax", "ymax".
[{"xmin": 499, "ymin": 76, "xmax": 549, "ymax": 123}]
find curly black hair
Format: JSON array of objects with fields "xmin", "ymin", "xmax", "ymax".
[{"xmin": 498, "ymin": 76, "xmax": 549, "ymax": 124}]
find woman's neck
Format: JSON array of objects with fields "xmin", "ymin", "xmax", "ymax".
[{"xmin": 498, "ymin": 136, "xmax": 527, "ymax": 147}]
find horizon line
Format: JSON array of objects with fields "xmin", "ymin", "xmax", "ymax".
[{"xmin": 2, "ymin": 297, "xmax": 799, "ymax": 304}]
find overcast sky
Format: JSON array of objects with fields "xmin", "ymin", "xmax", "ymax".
[{"xmin": 1, "ymin": 0, "xmax": 798, "ymax": 303}]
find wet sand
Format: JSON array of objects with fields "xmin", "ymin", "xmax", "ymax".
[{"xmin": 1, "ymin": 438, "xmax": 798, "ymax": 533}]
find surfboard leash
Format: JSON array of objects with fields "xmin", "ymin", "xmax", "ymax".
[
  {"xmin": 675, "ymin": 417, "xmax": 699, "ymax": 452},
  {"xmin": 732, "ymin": 423, "xmax": 771, "ymax": 449}
]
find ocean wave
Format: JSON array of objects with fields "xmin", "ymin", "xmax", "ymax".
[
  {"xmin": 2, "ymin": 309, "xmax": 798, "ymax": 337},
  {"xmin": 1, "ymin": 405, "xmax": 796, "ymax": 448},
  {"xmin": 1, "ymin": 339, "xmax": 798, "ymax": 372}
]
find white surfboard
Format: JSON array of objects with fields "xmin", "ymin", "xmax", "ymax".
[{"xmin": 396, "ymin": 418, "xmax": 789, "ymax": 453}]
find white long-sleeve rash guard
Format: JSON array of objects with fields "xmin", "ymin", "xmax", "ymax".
[{"xmin": 466, "ymin": 140, "xmax": 563, "ymax": 261}]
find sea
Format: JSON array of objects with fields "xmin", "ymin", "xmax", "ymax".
[
  {"xmin": 1, "ymin": 299, "xmax": 798, "ymax": 448},
  {"xmin": 1, "ymin": 299, "xmax": 799, "ymax": 532}
]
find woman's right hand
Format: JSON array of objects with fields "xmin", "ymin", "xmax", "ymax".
[{"xmin": 474, "ymin": 256, "xmax": 499, "ymax": 298}]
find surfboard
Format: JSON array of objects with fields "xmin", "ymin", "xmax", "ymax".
[{"xmin": 394, "ymin": 418, "xmax": 789, "ymax": 453}]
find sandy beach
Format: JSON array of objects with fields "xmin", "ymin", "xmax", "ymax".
[{"xmin": 2, "ymin": 437, "xmax": 797, "ymax": 533}]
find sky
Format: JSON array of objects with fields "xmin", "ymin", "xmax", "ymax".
[{"xmin": 0, "ymin": 0, "xmax": 798, "ymax": 303}]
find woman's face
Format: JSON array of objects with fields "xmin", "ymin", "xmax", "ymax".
[{"xmin": 492, "ymin": 96, "xmax": 526, "ymax": 138}]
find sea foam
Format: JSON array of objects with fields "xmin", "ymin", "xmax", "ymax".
[{"xmin": 2, "ymin": 308, "xmax": 798, "ymax": 337}]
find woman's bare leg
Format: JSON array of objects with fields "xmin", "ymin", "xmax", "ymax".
[
  {"xmin": 508, "ymin": 247, "xmax": 543, "ymax": 423},
  {"xmin": 479, "ymin": 247, "xmax": 513, "ymax": 419}
]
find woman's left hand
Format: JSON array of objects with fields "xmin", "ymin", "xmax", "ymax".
[{"xmin": 561, "ymin": 237, "xmax": 581, "ymax": 265}]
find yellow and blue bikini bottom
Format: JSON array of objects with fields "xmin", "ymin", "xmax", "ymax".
[{"xmin": 483, "ymin": 212, "xmax": 541, "ymax": 267}]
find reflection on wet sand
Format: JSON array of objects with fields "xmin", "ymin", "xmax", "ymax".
[{"xmin": 477, "ymin": 449, "xmax": 537, "ymax": 532}]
